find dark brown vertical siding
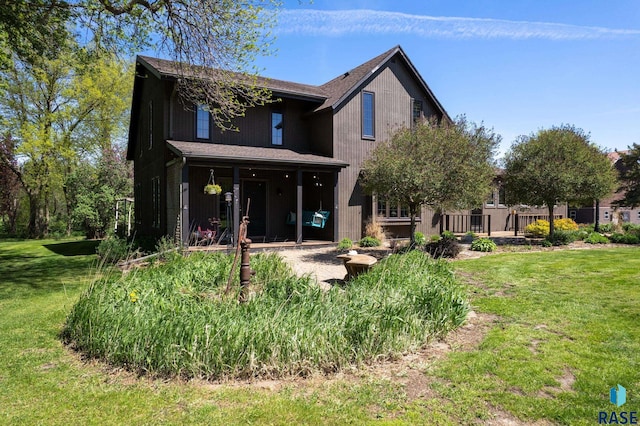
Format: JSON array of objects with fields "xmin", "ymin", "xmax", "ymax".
[
  {"xmin": 133, "ymin": 72, "xmax": 168, "ymax": 238},
  {"xmin": 333, "ymin": 59, "xmax": 444, "ymax": 241}
]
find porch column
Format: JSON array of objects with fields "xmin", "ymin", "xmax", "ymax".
[
  {"xmin": 333, "ymin": 170, "xmax": 339, "ymax": 242},
  {"xmin": 296, "ymin": 169, "xmax": 303, "ymax": 244},
  {"xmin": 180, "ymin": 161, "xmax": 190, "ymax": 246},
  {"xmin": 233, "ymin": 166, "xmax": 240, "ymax": 247}
]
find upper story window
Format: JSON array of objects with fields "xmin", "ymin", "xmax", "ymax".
[
  {"xmin": 148, "ymin": 101, "xmax": 153, "ymax": 149},
  {"xmin": 498, "ymin": 185, "xmax": 506, "ymax": 206},
  {"xmin": 412, "ymin": 99, "xmax": 423, "ymax": 125},
  {"xmin": 271, "ymin": 112, "xmax": 283, "ymax": 145},
  {"xmin": 196, "ymin": 104, "xmax": 210, "ymax": 140},
  {"xmin": 486, "ymin": 190, "xmax": 495, "ymax": 207},
  {"xmin": 362, "ymin": 91, "xmax": 375, "ymax": 139}
]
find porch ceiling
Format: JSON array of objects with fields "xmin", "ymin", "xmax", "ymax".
[{"xmin": 167, "ymin": 140, "xmax": 348, "ymax": 168}]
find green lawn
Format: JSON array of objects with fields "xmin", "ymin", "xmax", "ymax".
[{"xmin": 1, "ymin": 239, "xmax": 638, "ymax": 425}]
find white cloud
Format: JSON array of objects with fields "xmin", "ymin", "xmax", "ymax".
[{"xmin": 276, "ymin": 9, "xmax": 640, "ymax": 40}]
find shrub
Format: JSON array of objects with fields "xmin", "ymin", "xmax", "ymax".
[
  {"xmin": 413, "ymin": 232, "xmax": 426, "ymax": 246},
  {"xmin": 609, "ymin": 233, "xmax": 640, "ymax": 244},
  {"xmin": 62, "ymin": 251, "xmax": 469, "ymax": 379},
  {"xmin": 598, "ymin": 223, "xmax": 613, "ymax": 233},
  {"xmin": 96, "ymin": 236, "xmax": 129, "ymax": 263},
  {"xmin": 359, "ymin": 236, "xmax": 381, "ymax": 247},
  {"xmin": 541, "ymin": 239, "xmax": 553, "ymax": 247},
  {"xmin": 525, "ymin": 219, "xmax": 550, "ymax": 237},
  {"xmin": 546, "ymin": 229, "xmax": 578, "ymax": 246},
  {"xmin": 364, "ymin": 220, "xmax": 386, "ymax": 242},
  {"xmin": 337, "ymin": 238, "xmax": 353, "ymax": 251},
  {"xmin": 526, "ymin": 218, "xmax": 579, "ymax": 237},
  {"xmin": 425, "ymin": 235, "xmax": 461, "ymax": 258},
  {"xmin": 155, "ymin": 236, "xmax": 182, "ymax": 261},
  {"xmin": 470, "ymin": 237, "xmax": 497, "ymax": 252},
  {"xmin": 441, "ymin": 230, "xmax": 456, "ymax": 240},
  {"xmin": 584, "ymin": 232, "xmax": 609, "ymax": 244},
  {"xmin": 554, "ymin": 218, "xmax": 579, "ymax": 231}
]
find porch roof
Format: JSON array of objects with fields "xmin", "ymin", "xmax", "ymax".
[{"xmin": 167, "ymin": 141, "xmax": 348, "ymax": 168}]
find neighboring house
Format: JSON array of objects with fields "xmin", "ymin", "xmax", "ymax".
[
  {"xmin": 126, "ymin": 45, "xmax": 562, "ymax": 245},
  {"xmin": 569, "ymin": 151, "xmax": 640, "ymax": 226}
]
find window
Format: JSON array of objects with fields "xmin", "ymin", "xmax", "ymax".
[
  {"xmin": 196, "ymin": 104, "xmax": 210, "ymax": 140},
  {"xmin": 362, "ymin": 91, "xmax": 375, "ymax": 139},
  {"xmin": 569, "ymin": 210, "xmax": 577, "ymax": 220},
  {"xmin": 152, "ymin": 177, "xmax": 161, "ymax": 229},
  {"xmin": 412, "ymin": 99, "xmax": 423, "ymax": 125},
  {"xmin": 485, "ymin": 190, "xmax": 495, "ymax": 207},
  {"xmin": 376, "ymin": 198, "xmax": 414, "ymax": 220},
  {"xmin": 271, "ymin": 112, "xmax": 283, "ymax": 145},
  {"xmin": 498, "ymin": 185, "xmax": 506, "ymax": 206},
  {"xmin": 148, "ymin": 101, "xmax": 153, "ymax": 149},
  {"xmin": 604, "ymin": 211, "xmax": 610, "ymax": 220}
]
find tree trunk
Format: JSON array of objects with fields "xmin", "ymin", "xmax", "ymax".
[
  {"xmin": 548, "ymin": 204, "xmax": 555, "ymax": 241},
  {"xmin": 594, "ymin": 199, "xmax": 600, "ymax": 232},
  {"xmin": 409, "ymin": 203, "xmax": 418, "ymax": 247},
  {"xmin": 27, "ymin": 192, "xmax": 38, "ymax": 238}
]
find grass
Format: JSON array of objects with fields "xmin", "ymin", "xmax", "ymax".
[
  {"xmin": 2, "ymin": 238, "xmax": 639, "ymax": 424},
  {"xmin": 63, "ymin": 250, "xmax": 468, "ymax": 379}
]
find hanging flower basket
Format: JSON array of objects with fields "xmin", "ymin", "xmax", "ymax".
[{"xmin": 204, "ymin": 184, "xmax": 222, "ymax": 195}]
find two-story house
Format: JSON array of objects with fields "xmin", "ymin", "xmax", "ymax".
[{"xmin": 126, "ymin": 45, "xmax": 562, "ymax": 245}]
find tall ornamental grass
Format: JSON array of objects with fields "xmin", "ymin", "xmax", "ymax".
[{"xmin": 63, "ymin": 251, "xmax": 468, "ymax": 379}]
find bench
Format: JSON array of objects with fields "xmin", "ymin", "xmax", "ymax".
[{"xmin": 336, "ymin": 253, "xmax": 378, "ymax": 280}]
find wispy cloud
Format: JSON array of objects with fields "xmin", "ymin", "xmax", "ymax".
[{"xmin": 276, "ymin": 9, "xmax": 640, "ymax": 40}]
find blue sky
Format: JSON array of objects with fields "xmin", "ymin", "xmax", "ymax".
[{"xmin": 253, "ymin": 0, "xmax": 640, "ymax": 157}]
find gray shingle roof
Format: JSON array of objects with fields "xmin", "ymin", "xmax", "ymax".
[
  {"xmin": 138, "ymin": 56, "xmax": 327, "ymax": 101},
  {"xmin": 167, "ymin": 140, "xmax": 348, "ymax": 168}
]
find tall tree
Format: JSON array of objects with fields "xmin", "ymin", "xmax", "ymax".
[
  {"xmin": 0, "ymin": 0, "xmax": 281, "ymax": 129},
  {"xmin": 615, "ymin": 143, "xmax": 640, "ymax": 208},
  {"xmin": 360, "ymin": 116, "xmax": 499, "ymax": 246},
  {"xmin": 503, "ymin": 125, "xmax": 616, "ymax": 239},
  {"xmin": 0, "ymin": 46, "xmax": 131, "ymax": 237},
  {"xmin": 0, "ymin": 135, "xmax": 21, "ymax": 235}
]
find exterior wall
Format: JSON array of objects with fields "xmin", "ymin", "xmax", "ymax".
[
  {"xmin": 132, "ymin": 74, "xmax": 171, "ymax": 238},
  {"xmin": 571, "ymin": 205, "xmax": 640, "ymax": 225},
  {"xmin": 169, "ymin": 91, "xmax": 321, "ymax": 152},
  {"xmin": 332, "ymin": 56, "xmax": 444, "ymax": 241}
]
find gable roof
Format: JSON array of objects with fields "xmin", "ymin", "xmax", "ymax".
[
  {"xmin": 137, "ymin": 55, "xmax": 327, "ymax": 102},
  {"xmin": 135, "ymin": 45, "xmax": 449, "ymax": 118}
]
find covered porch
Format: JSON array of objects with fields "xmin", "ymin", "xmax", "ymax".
[{"xmin": 166, "ymin": 141, "xmax": 348, "ymax": 246}]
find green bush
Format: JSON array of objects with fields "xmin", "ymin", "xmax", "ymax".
[
  {"xmin": 425, "ymin": 235, "xmax": 461, "ymax": 258},
  {"xmin": 337, "ymin": 238, "xmax": 353, "ymax": 251},
  {"xmin": 609, "ymin": 233, "xmax": 640, "ymax": 244},
  {"xmin": 359, "ymin": 236, "xmax": 381, "ymax": 247},
  {"xmin": 546, "ymin": 229, "xmax": 578, "ymax": 246},
  {"xmin": 584, "ymin": 232, "xmax": 609, "ymax": 244},
  {"xmin": 598, "ymin": 223, "xmax": 613, "ymax": 233},
  {"xmin": 96, "ymin": 236, "xmax": 130, "ymax": 263},
  {"xmin": 470, "ymin": 237, "xmax": 497, "ymax": 252},
  {"xmin": 62, "ymin": 251, "xmax": 469, "ymax": 379},
  {"xmin": 441, "ymin": 230, "xmax": 456, "ymax": 240},
  {"xmin": 413, "ymin": 232, "xmax": 426, "ymax": 246},
  {"xmin": 541, "ymin": 239, "xmax": 553, "ymax": 247}
]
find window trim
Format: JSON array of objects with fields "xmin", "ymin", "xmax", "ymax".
[
  {"xmin": 375, "ymin": 196, "xmax": 420, "ymax": 223},
  {"xmin": 195, "ymin": 104, "xmax": 210, "ymax": 140},
  {"xmin": 362, "ymin": 91, "xmax": 375, "ymax": 140},
  {"xmin": 411, "ymin": 98, "xmax": 423, "ymax": 126},
  {"xmin": 152, "ymin": 176, "xmax": 161, "ymax": 229},
  {"xmin": 271, "ymin": 111, "xmax": 284, "ymax": 146},
  {"xmin": 148, "ymin": 101, "xmax": 153, "ymax": 150}
]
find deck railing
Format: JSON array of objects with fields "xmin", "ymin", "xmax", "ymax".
[{"xmin": 441, "ymin": 214, "xmax": 491, "ymax": 236}]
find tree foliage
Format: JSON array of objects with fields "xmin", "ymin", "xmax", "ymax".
[
  {"xmin": 0, "ymin": 135, "xmax": 21, "ymax": 234},
  {"xmin": 360, "ymin": 116, "xmax": 499, "ymax": 245},
  {"xmin": 616, "ymin": 143, "xmax": 640, "ymax": 208},
  {"xmin": 503, "ymin": 125, "xmax": 616, "ymax": 238},
  {"xmin": 0, "ymin": 42, "xmax": 131, "ymax": 237},
  {"xmin": 1, "ymin": 0, "xmax": 281, "ymax": 129}
]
